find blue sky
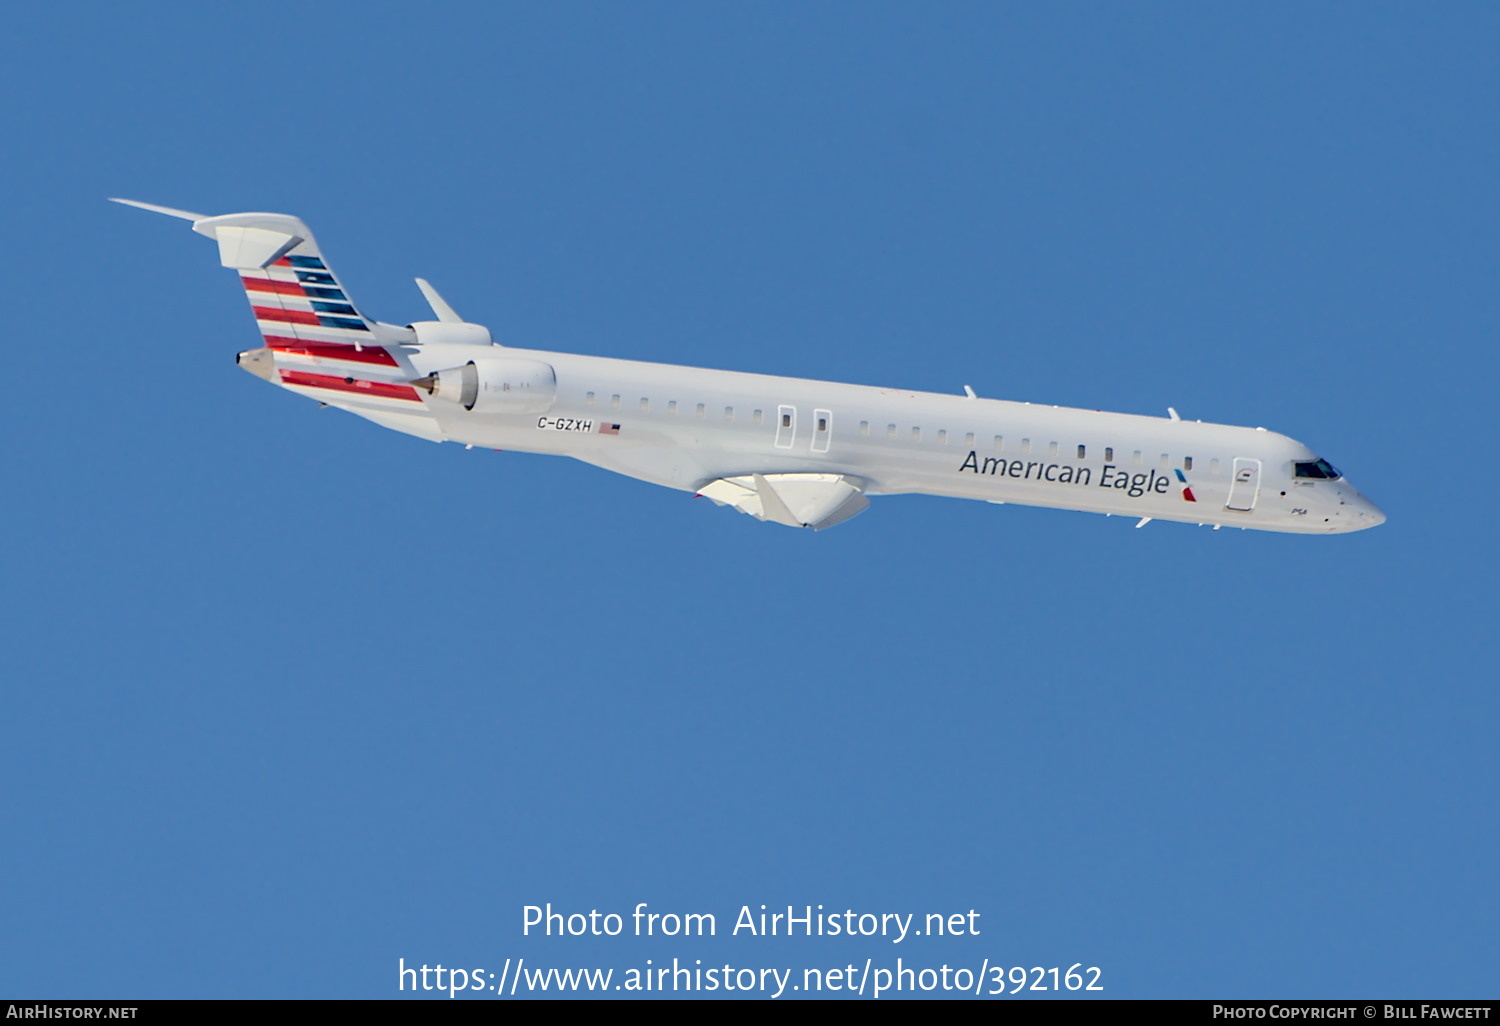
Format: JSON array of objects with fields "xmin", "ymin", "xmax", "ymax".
[{"xmin": 2, "ymin": 2, "xmax": 1496, "ymax": 1000}]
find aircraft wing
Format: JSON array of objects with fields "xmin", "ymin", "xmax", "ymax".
[{"xmin": 697, "ymin": 473, "xmax": 869, "ymax": 530}]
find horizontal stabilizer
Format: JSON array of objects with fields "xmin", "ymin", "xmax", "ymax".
[
  {"xmin": 112, "ymin": 199, "xmax": 392, "ymax": 346},
  {"xmin": 213, "ymin": 225, "xmax": 304, "ymax": 270},
  {"xmin": 108, "ymin": 197, "xmax": 205, "ymax": 221}
]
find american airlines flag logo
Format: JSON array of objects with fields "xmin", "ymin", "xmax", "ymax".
[
  {"xmin": 1174, "ymin": 468, "xmax": 1197, "ymax": 502},
  {"xmin": 599, "ymin": 423, "xmax": 621, "ymax": 435}
]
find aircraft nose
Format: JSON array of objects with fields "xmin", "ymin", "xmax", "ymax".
[
  {"xmin": 1347, "ymin": 491, "xmax": 1385, "ymax": 531},
  {"xmin": 1324, "ymin": 483, "xmax": 1384, "ymax": 532}
]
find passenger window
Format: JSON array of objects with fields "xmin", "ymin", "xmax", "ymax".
[
  {"xmin": 668, "ymin": 400, "xmax": 677, "ymax": 415},
  {"xmin": 1104, "ymin": 447, "xmax": 1114, "ymax": 463},
  {"xmin": 697, "ymin": 403, "xmax": 706, "ymax": 420},
  {"xmin": 611, "ymin": 394, "xmax": 620, "ymax": 410},
  {"xmin": 965, "ymin": 432, "xmax": 974, "ymax": 447},
  {"xmin": 859, "ymin": 421, "xmax": 869, "ymax": 437},
  {"xmin": 753, "ymin": 409, "xmax": 762, "ymax": 425},
  {"xmin": 911, "ymin": 427, "xmax": 921, "ymax": 442},
  {"xmin": 1210, "ymin": 458, "xmax": 1220, "ymax": 473},
  {"xmin": 724, "ymin": 406, "xmax": 734, "ymax": 421},
  {"xmin": 781, "ymin": 412, "xmax": 791, "ymax": 428},
  {"xmin": 1021, "ymin": 438, "xmax": 1031, "ymax": 455},
  {"xmin": 818, "ymin": 416, "xmax": 828, "ymax": 432},
  {"xmin": 993, "ymin": 435, "xmax": 1003, "ymax": 450},
  {"xmin": 887, "ymin": 424, "xmax": 896, "ymax": 439},
  {"xmin": 1077, "ymin": 444, "xmax": 1086, "ymax": 459},
  {"xmin": 1132, "ymin": 450, "xmax": 1142, "ymax": 465},
  {"xmin": 1183, "ymin": 456, "xmax": 1193, "ymax": 471},
  {"xmin": 585, "ymin": 391, "xmax": 595, "ymax": 406},
  {"xmin": 1048, "ymin": 441, "xmax": 1058, "ymax": 457},
  {"xmin": 938, "ymin": 429, "xmax": 947, "ymax": 444},
  {"xmin": 640, "ymin": 398, "xmax": 649, "ymax": 412},
  {"xmin": 1159, "ymin": 453, "xmax": 1169, "ymax": 467}
]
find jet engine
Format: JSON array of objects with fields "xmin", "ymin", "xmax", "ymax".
[{"xmin": 412, "ymin": 358, "xmax": 557, "ymax": 415}]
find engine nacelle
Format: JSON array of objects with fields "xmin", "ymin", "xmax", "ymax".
[
  {"xmin": 414, "ymin": 358, "xmax": 557, "ymax": 415},
  {"xmin": 408, "ymin": 320, "xmax": 493, "ymax": 347}
]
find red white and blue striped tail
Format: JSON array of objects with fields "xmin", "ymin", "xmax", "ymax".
[
  {"xmin": 241, "ymin": 253, "xmax": 370, "ymax": 344},
  {"xmin": 111, "ymin": 200, "xmax": 384, "ymax": 357},
  {"xmin": 112, "ymin": 200, "xmax": 444, "ymax": 434},
  {"xmin": 207, "ymin": 211, "xmax": 379, "ymax": 354}
]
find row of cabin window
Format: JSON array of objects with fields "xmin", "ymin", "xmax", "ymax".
[
  {"xmin": 852, "ymin": 421, "xmax": 1203, "ymax": 471},
  {"xmin": 586, "ymin": 391, "xmax": 763, "ymax": 423},
  {"xmin": 583, "ymin": 392, "xmax": 1207, "ymax": 472}
]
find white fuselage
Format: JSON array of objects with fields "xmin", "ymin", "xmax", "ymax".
[
  {"xmin": 113, "ymin": 198, "xmax": 1382, "ymax": 535},
  {"xmin": 284, "ymin": 340, "xmax": 1384, "ymax": 535}
]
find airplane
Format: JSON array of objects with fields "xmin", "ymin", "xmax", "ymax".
[{"xmin": 113, "ymin": 198, "xmax": 1384, "ymax": 535}]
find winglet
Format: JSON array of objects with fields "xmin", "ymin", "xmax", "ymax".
[
  {"xmin": 108, "ymin": 197, "xmax": 206, "ymax": 221},
  {"xmin": 415, "ymin": 278, "xmax": 463, "ymax": 323}
]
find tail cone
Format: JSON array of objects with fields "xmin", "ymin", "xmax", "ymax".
[{"xmin": 236, "ymin": 347, "xmax": 278, "ymax": 383}]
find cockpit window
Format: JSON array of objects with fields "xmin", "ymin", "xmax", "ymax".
[{"xmin": 1294, "ymin": 458, "xmax": 1342, "ymax": 480}]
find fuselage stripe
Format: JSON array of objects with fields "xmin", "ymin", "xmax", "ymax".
[
  {"xmin": 278, "ymin": 369, "xmax": 418, "ymax": 401},
  {"xmin": 264, "ymin": 337, "xmax": 400, "ymax": 367}
]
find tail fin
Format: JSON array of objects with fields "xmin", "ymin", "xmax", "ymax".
[{"xmin": 111, "ymin": 199, "xmax": 389, "ymax": 350}]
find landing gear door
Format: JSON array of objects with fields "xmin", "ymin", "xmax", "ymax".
[{"xmin": 1226, "ymin": 458, "xmax": 1262, "ymax": 511}]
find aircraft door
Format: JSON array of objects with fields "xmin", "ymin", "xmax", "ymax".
[
  {"xmin": 1226, "ymin": 457, "xmax": 1262, "ymax": 511},
  {"xmin": 775, "ymin": 405, "xmax": 796, "ymax": 449},
  {"xmin": 811, "ymin": 408, "xmax": 832, "ymax": 453}
]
